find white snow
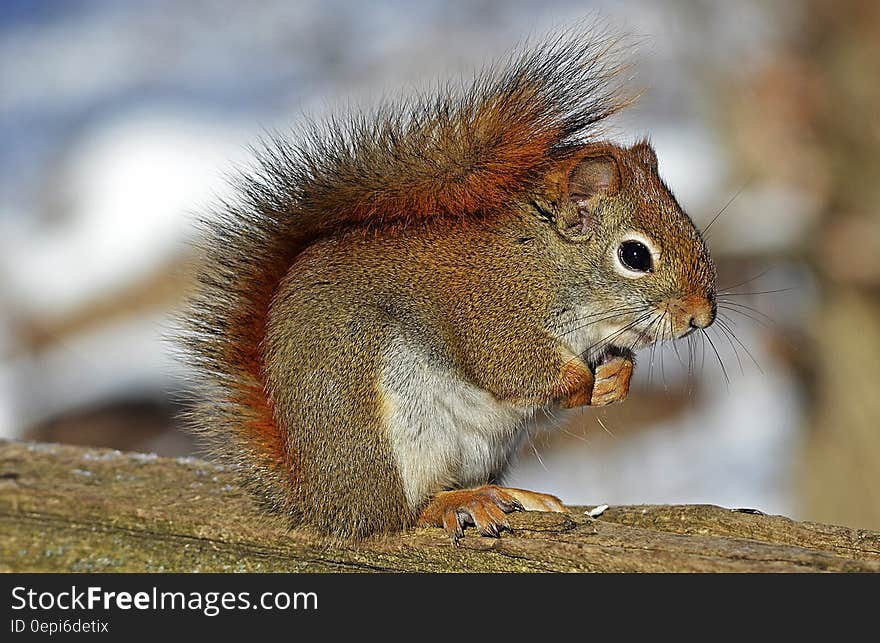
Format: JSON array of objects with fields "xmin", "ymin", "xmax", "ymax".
[{"xmin": 1, "ymin": 109, "xmax": 255, "ymax": 321}]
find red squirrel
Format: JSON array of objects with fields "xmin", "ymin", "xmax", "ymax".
[{"xmin": 182, "ymin": 28, "xmax": 717, "ymax": 542}]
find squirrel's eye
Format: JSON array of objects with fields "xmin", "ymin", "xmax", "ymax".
[{"xmin": 618, "ymin": 240, "xmax": 653, "ymax": 273}]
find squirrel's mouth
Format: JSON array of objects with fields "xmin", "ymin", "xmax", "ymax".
[
  {"xmin": 614, "ymin": 317, "xmax": 688, "ymax": 350},
  {"xmin": 637, "ymin": 329, "xmax": 656, "ymax": 345},
  {"xmin": 631, "ymin": 329, "xmax": 657, "ymax": 349},
  {"xmin": 615, "ymin": 311, "xmax": 698, "ymax": 349},
  {"xmin": 607, "ymin": 327, "xmax": 656, "ymax": 352}
]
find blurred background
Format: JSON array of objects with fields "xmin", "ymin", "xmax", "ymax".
[{"xmin": 1, "ymin": 0, "xmax": 878, "ymax": 529}]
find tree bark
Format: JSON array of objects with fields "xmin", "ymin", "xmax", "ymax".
[{"xmin": 1, "ymin": 440, "xmax": 877, "ymax": 572}]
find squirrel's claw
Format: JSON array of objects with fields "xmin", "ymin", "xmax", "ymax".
[{"xmin": 419, "ymin": 485, "xmax": 566, "ymax": 544}]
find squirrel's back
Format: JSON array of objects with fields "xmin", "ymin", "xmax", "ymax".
[{"xmin": 181, "ymin": 26, "xmax": 631, "ymax": 528}]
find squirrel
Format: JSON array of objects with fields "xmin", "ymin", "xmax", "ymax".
[{"xmin": 182, "ymin": 27, "xmax": 717, "ymax": 542}]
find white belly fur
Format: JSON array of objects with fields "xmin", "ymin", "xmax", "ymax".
[{"xmin": 380, "ymin": 336, "xmax": 534, "ymax": 510}]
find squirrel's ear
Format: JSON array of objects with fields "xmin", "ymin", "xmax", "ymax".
[
  {"xmin": 568, "ymin": 154, "xmax": 621, "ymax": 202},
  {"xmin": 556, "ymin": 153, "xmax": 621, "ymax": 240},
  {"xmin": 629, "ymin": 140, "xmax": 658, "ymax": 171}
]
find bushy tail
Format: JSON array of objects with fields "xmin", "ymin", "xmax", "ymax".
[{"xmin": 181, "ymin": 24, "xmax": 632, "ymax": 514}]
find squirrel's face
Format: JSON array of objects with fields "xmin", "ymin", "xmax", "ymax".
[{"xmin": 549, "ymin": 140, "xmax": 717, "ymax": 357}]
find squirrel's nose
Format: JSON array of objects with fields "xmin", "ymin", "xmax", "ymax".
[
  {"xmin": 688, "ymin": 295, "xmax": 716, "ymax": 329},
  {"xmin": 688, "ymin": 315, "xmax": 708, "ymax": 330}
]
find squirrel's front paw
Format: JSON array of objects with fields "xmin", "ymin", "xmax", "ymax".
[
  {"xmin": 417, "ymin": 485, "xmax": 566, "ymax": 544},
  {"xmin": 590, "ymin": 354, "xmax": 634, "ymax": 406}
]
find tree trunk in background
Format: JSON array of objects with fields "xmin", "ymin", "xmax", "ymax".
[{"xmin": 799, "ymin": 0, "xmax": 880, "ymax": 528}]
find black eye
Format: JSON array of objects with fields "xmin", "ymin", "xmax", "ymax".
[{"xmin": 618, "ymin": 240, "xmax": 653, "ymax": 273}]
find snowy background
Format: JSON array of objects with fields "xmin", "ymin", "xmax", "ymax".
[{"xmin": 2, "ymin": 1, "xmax": 874, "ymax": 527}]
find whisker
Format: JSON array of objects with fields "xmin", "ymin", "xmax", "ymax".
[
  {"xmin": 644, "ymin": 312, "xmax": 665, "ymax": 385},
  {"xmin": 642, "ymin": 314, "xmax": 657, "ymax": 385},
  {"xmin": 717, "ymin": 308, "xmax": 770, "ymax": 329},
  {"xmin": 625, "ymin": 313, "xmax": 649, "ymax": 356},
  {"xmin": 699, "ymin": 329, "xmax": 707, "ymax": 379},
  {"xmin": 719, "ymin": 288, "xmax": 796, "ymax": 297},
  {"xmin": 663, "ymin": 312, "xmax": 679, "ymax": 387},
  {"xmin": 659, "ymin": 326, "xmax": 667, "ymax": 389},
  {"xmin": 716, "ymin": 317, "xmax": 764, "ymax": 374},
  {"xmin": 717, "ymin": 300, "xmax": 775, "ymax": 314},
  {"xmin": 718, "ymin": 299, "xmax": 775, "ymax": 320},
  {"xmin": 555, "ymin": 421, "xmax": 593, "ymax": 445},
  {"xmin": 686, "ymin": 331, "xmax": 696, "ymax": 395},
  {"xmin": 596, "ymin": 416, "xmax": 616, "ymax": 439},
  {"xmin": 717, "ymin": 269, "xmax": 772, "ymax": 293},
  {"xmin": 702, "ymin": 184, "xmax": 747, "ymax": 236},
  {"xmin": 702, "ymin": 328, "xmax": 729, "ymax": 388},
  {"xmin": 669, "ymin": 316, "xmax": 686, "ymax": 370},
  {"xmin": 556, "ymin": 312, "xmax": 656, "ymax": 380},
  {"xmin": 542, "ymin": 405, "xmax": 561, "ymax": 428},
  {"xmin": 524, "ymin": 424, "xmax": 548, "ymax": 472},
  {"xmin": 657, "ymin": 312, "xmax": 670, "ymax": 388},
  {"xmin": 560, "ymin": 305, "xmax": 651, "ymax": 337},
  {"xmin": 718, "ymin": 311, "xmax": 739, "ymax": 328},
  {"xmin": 716, "ymin": 319, "xmax": 744, "ymax": 376},
  {"xmin": 556, "ymin": 303, "xmax": 650, "ymax": 326},
  {"xmin": 577, "ymin": 311, "xmax": 656, "ymax": 361}
]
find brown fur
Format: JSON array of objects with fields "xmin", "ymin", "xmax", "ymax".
[{"xmin": 181, "ymin": 25, "xmax": 716, "ymax": 539}]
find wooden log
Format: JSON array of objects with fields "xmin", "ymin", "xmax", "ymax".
[{"xmin": 1, "ymin": 440, "xmax": 877, "ymax": 572}]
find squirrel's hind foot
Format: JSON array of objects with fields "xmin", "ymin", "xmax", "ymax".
[{"xmin": 418, "ymin": 485, "xmax": 567, "ymax": 544}]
